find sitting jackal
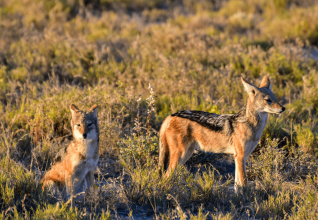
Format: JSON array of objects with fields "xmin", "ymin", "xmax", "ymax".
[
  {"xmin": 158, "ymin": 77, "xmax": 285, "ymax": 190},
  {"xmin": 41, "ymin": 104, "xmax": 99, "ymax": 205}
]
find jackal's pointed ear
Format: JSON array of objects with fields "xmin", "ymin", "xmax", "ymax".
[
  {"xmin": 259, "ymin": 76, "xmax": 272, "ymax": 91},
  {"xmin": 88, "ymin": 104, "xmax": 99, "ymax": 118},
  {"xmin": 241, "ymin": 77, "xmax": 258, "ymax": 95},
  {"xmin": 70, "ymin": 104, "xmax": 80, "ymax": 118}
]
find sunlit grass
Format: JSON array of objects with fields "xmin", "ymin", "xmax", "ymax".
[{"xmin": 2, "ymin": 0, "xmax": 318, "ymax": 218}]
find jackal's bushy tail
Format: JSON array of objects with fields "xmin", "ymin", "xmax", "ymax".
[{"xmin": 158, "ymin": 124, "xmax": 169, "ymax": 175}]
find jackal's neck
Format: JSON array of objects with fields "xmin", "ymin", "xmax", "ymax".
[
  {"xmin": 74, "ymin": 138, "xmax": 98, "ymax": 147},
  {"xmin": 73, "ymin": 139, "xmax": 99, "ymax": 157},
  {"xmin": 244, "ymin": 104, "xmax": 267, "ymax": 128}
]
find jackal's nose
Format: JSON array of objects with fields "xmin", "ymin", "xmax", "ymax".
[
  {"xmin": 281, "ymin": 107, "xmax": 286, "ymax": 113},
  {"xmin": 83, "ymin": 133, "xmax": 87, "ymax": 139}
]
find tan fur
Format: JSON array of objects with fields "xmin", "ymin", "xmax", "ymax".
[
  {"xmin": 158, "ymin": 76, "xmax": 285, "ymax": 190},
  {"xmin": 41, "ymin": 104, "xmax": 99, "ymax": 207}
]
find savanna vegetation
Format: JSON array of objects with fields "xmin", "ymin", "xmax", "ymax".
[{"xmin": 1, "ymin": 0, "xmax": 318, "ymax": 219}]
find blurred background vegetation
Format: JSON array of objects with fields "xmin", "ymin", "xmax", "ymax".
[{"xmin": 2, "ymin": 0, "xmax": 318, "ymax": 219}]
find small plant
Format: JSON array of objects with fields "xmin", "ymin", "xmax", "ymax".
[
  {"xmin": 247, "ymin": 138, "xmax": 286, "ymax": 185},
  {"xmin": 119, "ymin": 83, "xmax": 158, "ymax": 167},
  {"xmin": 294, "ymin": 121, "xmax": 318, "ymax": 157}
]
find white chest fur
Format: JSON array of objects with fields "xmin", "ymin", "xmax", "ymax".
[
  {"xmin": 245, "ymin": 112, "xmax": 268, "ymax": 157},
  {"xmin": 254, "ymin": 112, "xmax": 268, "ymax": 141}
]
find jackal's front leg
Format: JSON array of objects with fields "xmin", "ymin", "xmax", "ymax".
[
  {"xmin": 65, "ymin": 174, "xmax": 75, "ymax": 208},
  {"xmin": 85, "ymin": 171, "xmax": 95, "ymax": 192},
  {"xmin": 234, "ymin": 154, "xmax": 247, "ymax": 191}
]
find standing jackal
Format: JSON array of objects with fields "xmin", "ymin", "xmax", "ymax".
[
  {"xmin": 41, "ymin": 104, "xmax": 99, "ymax": 205},
  {"xmin": 158, "ymin": 77, "xmax": 285, "ymax": 189}
]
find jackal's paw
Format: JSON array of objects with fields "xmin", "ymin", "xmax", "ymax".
[{"xmin": 43, "ymin": 180, "xmax": 62, "ymax": 195}]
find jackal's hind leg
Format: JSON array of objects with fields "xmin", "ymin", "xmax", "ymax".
[
  {"xmin": 41, "ymin": 163, "xmax": 65, "ymax": 190},
  {"xmin": 41, "ymin": 179, "xmax": 55, "ymax": 191},
  {"xmin": 179, "ymin": 142, "xmax": 196, "ymax": 166},
  {"xmin": 164, "ymin": 146, "xmax": 185, "ymax": 178}
]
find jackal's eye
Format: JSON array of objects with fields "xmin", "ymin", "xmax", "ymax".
[
  {"xmin": 88, "ymin": 123, "xmax": 93, "ymax": 127},
  {"xmin": 76, "ymin": 124, "xmax": 80, "ymax": 127},
  {"xmin": 266, "ymin": 99, "xmax": 272, "ymax": 104}
]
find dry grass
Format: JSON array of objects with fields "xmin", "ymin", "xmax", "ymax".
[{"xmin": 2, "ymin": 0, "xmax": 318, "ymax": 219}]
